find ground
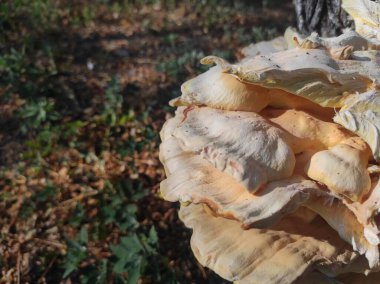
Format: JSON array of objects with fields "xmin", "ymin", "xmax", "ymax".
[{"xmin": 0, "ymin": 1, "xmax": 293, "ymax": 283}]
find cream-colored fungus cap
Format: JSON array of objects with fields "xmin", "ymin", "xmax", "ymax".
[
  {"xmin": 305, "ymin": 137, "xmax": 372, "ymax": 201},
  {"xmin": 179, "ymin": 203, "xmax": 365, "ymax": 284},
  {"xmin": 159, "ymin": 0, "xmax": 380, "ymax": 282}
]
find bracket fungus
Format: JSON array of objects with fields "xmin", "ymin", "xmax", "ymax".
[{"xmin": 159, "ymin": 0, "xmax": 380, "ymax": 282}]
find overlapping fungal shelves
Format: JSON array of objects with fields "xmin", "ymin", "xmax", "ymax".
[{"xmin": 159, "ymin": 0, "xmax": 380, "ymax": 283}]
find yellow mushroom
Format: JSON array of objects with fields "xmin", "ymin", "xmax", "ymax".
[{"xmin": 159, "ymin": 1, "xmax": 380, "ymax": 282}]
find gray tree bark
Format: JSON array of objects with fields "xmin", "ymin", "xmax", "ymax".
[{"xmin": 293, "ymin": 0, "xmax": 353, "ymax": 37}]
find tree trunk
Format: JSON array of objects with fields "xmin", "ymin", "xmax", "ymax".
[{"xmin": 293, "ymin": 0, "xmax": 353, "ymax": 36}]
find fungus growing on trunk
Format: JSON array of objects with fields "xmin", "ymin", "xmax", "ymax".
[{"xmin": 159, "ymin": 0, "xmax": 380, "ymax": 282}]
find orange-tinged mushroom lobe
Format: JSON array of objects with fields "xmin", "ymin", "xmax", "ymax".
[
  {"xmin": 159, "ymin": 1, "xmax": 380, "ymax": 282},
  {"xmin": 305, "ymin": 138, "xmax": 372, "ymax": 202}
]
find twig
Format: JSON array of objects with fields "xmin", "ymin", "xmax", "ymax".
[
  {"xmin": 16, "ymin": 249, "xmax": 21, "ymax": 284},
  {"xmin": 38, "ymin": 254, "xmax": 58, "ymax": 283},
  {"xmin": 33, "ymin": 238, "xmax": 67, "ymax": 250},
  {"xmin": 58, "ymin": 189, "xmax": 99, "ymax": 208}
]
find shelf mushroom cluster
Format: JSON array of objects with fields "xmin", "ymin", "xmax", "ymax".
[{"xmin": 159, "ymin": 0, "xmax": 380, "ymax": 283}]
